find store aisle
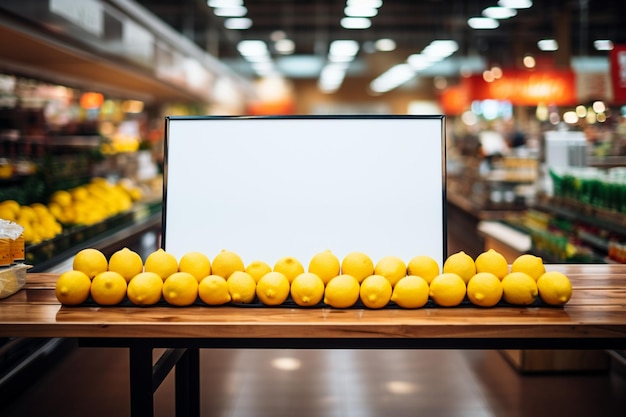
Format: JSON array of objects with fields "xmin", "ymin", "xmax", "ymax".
[{"xmin": 2, "ymin": 346, "xmax": 624, "ymax": 417}]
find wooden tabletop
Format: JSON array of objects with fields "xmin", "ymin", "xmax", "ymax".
[{"xmin": 1, "ymin": 264, "xmax": 625, "ymax": 349}]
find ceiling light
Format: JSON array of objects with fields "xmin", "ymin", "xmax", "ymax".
[
  {"xmin": 467, "ymin": 17, "xmax": 499, "ymax": 29},
  {"xmin": 224, "ymin": 18, "xmax": 252, "ymax": 29},
  {"xmin": 340, "ymin": 17, "xmax": 371, "ymax": 29},
  {"xmin": 482, "ymin": 6, "xmax": 517, "ymax": 19},
  {"xmin": 370, "ymin": 63, "xmax": 415, "ymax": 93},
  {"xmin": 497, "ymin": 0, "xmax": 532, "ymax": 8},
  {"xmin": 422, "ymin": 40, "xmax": 459, "ymax": 59},
  {"xmin": 329, "ymin": 40, "xmax": 360, "ymax": 58},
  {"xmin": 237, "ymin": 40, "xmax": 268, "ymax": 57},
  {"xmin": 407, "ymin": 54, "xmax": 434, "ymax": 70},
  {"xmin": 274, "ymin": 38, "xmax": 295, "ymax": 54},
  {"xmin": 207, "ymin": 0, "xmax": 243, "ymax": 7},
  {"xmin": 523, "ymin": 55, "xmax": 536, "ymax": 68},
  {"xmin": 213, "ymin": 6, "xmax": 247, "ymax": 17},
  {"xmin": 537, "ymin": 39, "xmax": 558, "ymax": 51},
  {"xmin": 594, "ymin": 40, "xmax": 614, "ymax": 51},
  {"xmin": 375, "ymin": 38, "xmax": 396, "ymax": 52},
  {"xmin": 344, "ymin": 6, "xmax": 378, "ymax": 17},
  {"xmin": 347, "ymin": 0, "xmax": 383, "ymax": 7}
]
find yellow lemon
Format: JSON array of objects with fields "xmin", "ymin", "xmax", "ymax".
[
  {"xmin": 308, "ymin": 250, "xmax": 341, "ymax": 284},
  {"xmin": 162, "ymin": 272, "xmax": 198, "ymax": 306},
  {"xmin": 144, "ymin": 248, "xmax": 179, "ymax": 280},
  {"xmin": 127, "ymin": 272, "xmax": 163, "ymax": 306},
  {"xmin": 501, "ymin": 272, "xmax": 538, "ymax": 305},
  {"xmin": 256, "ymin": 271, "xmax": 290, "ymax": 306},
  {"xmin": 72, "ymin": 248, "xmax": 108, "ymax": 279},
  {"xmin": 178, "ymin": 251, "xmax": 212, "ymax": 281},
  {"xmin": 467, "ymin": 272, "xmax": 503, "ymax": 307},
  {"xmin": 537, "ymin": 271, "xmax": 572, "ymax": 306},
  {"xmin": 290, "ymin": 272, "xmax": 325, "ymax": 307},
  {"xmin": 443, "ymin": 251, "xmax": 476, "ymax": 284},
  {"xmin": 212, "ymin": 249, "xmax": 245, "ymax": 279},
  {"xmin": 226, "ymin": 271, "xmax": 256, "ymax": 304},
  {"xmin": 273, "ymin": 256, "xmax": 305, "ymax": 283},
  {"xmin": 429, "ymin": 273, "xmax": 466, "ymax": 307},
  {"xmin": 359, "ymin": 274, "xmax": 392, "ymax": 309},
  {"xmin": 90, "ymin": 271, "xmax": 127, "ymax": 305},
  {"xmin": 511, "ymin": 254, "xmax": 546, "ymax": 281},
  {"xmin": 341, "ymin": 251, "xmax": 374, "ymax": 283},
  {"xmin": 391, "ymin": 275, "xmax": 429, "ymax": 309},
  {"xmin": 0, "ymin": 200, "xmax": 20, "ymax": 217},
  {"xmin": 474, "ymin": 249, "xmax": 509, "ymax": 280},
  {"xmin": 55, "ymin": 270, "xmax": 91, "ymax": 305},
  {"xmin": 50, "ymin": 190, "xmax": 72, "ymax": 207},
  {"xmin": 245, "ymin": 260, "xmax": 272, "ymax": 283},
  {"xmin": 198, "ymin": 275, "xmax": 231, "ymax": 305},
  {"xmin": 108, "ymin": 247, "xmax": 144, "ymax": 282},
  {"xmin": 374, "ymin": 255, "xmax": 407, "ymax": 287},
  {"xmin": 323, "ymin": 274, "xmax": 360, "ymax": 308},
  {"xmin": 406, "ymin": 255, "xmax": 440, "ymax": 284},
  {"xmin": 0, "ymin": 205, "xmax": 16, "ymax": 221}
]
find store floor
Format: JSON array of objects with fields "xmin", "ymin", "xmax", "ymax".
[{"xmin": 2, "ymin": 346, "xmax": 625, "ymax": 417}]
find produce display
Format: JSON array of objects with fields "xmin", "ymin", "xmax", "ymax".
[
  {"xmin": 0, "ymin": 177, "xmax": 144, "ymax": 245},
  {"xmin": 54, "ymin": 247, "xmax": 573, "ymax": 309}
]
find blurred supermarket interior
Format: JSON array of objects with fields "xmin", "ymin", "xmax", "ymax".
[{"xmin": 1, "ymin": 0, "xmax": 626, "ymax": 416}]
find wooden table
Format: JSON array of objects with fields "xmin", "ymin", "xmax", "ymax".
[{"xmin": 1, "ymin": 264, "xmax": 625, "ymax": 416}]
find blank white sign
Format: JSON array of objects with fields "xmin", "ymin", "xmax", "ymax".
[{"xmin": 163, "ymin": 116, "xmax": 446, "ymax": 268}]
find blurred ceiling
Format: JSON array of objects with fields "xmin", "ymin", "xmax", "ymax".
[{"xmin": 135, "ymin": 0, "xmax": 626, "ymax": 82}]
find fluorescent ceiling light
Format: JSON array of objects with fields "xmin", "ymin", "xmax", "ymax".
[
  {"xmin": 207, "ymin": 0, "xmax": 242, "ymax": 7},
  {"xmin": 407, "ymin": 54, "xmax": 434, "ymax": 70},
  {"xmin": 497, "ymin": 0, "xmax": 532, "ymax": 8},
  {"xmin": 340, "ymin": 17, "xmax": 371, "ymax": 29},
  {"xmin": 237, "ymin": 40, "xmax": 268, "ymax": 57},
  {"xmin": 537, "ymin": 39, "xmax": 558, "ymax": 51},
  {"xmin": 224, "ymin": 18, "xmax": 252, "ymax": 29},
  {"xmin": 213, "ymin": 6, "xmax": 247, "ymax": 17},
  {"xmin": 594, "ymin": 40, "xmax": 614, "ymax": 51},
  {"xmin": 370, "ymin": 63, "xmax": 415, "ymax": 93},
  {"xmin": 467, "ymin": 17, "xmax": 499, "ymax": 29},
  {"xmin": 329, "ymin": 40, "xmax": 360, "ymax": 57},
  {"xmin": 375, "ymin": 38, "xmax": 396, "ymax": 51},
  {"xmin": 347, "ymin": 0, "xmax": 383, "ymax": 7},
  {"xmin": 482, "ymin": 7, "xmax": 517, "ymax": 19},
  {"xmin": 423, "ymin": 40, "xmax": 459, "ymax": 58},
  {"xmin": 344, "ymin": 6, "xmax": 378, "ymax": 17}
]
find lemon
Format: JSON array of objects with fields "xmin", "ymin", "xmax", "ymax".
[
  {"xmin": 474, "ymin": 249, "xmax": 509, "ymax": 280},
  {"xmin": 290, "ymin": 272, "xmax": 325, "ymax": 306},
  {"xmin": 374, "ymin": 255, "xmax": 407, "ymax": 287},
  {"xmin": 443, "ymin": 251, "xmax": 476, "ymax": 284},
  {"xmin": 178, "ymin": 251, "xmax": 212, "ymax": 281},
  {"xmin": 406, "ymin": 255, "xmax": 440, "ymax": 284},
  {"xmin": 501, "ymin": 272, "xmax": 538, "ymax": 305},
  {"xmin": 90, "ymin": 271, "xmax": 127, "ymax": 305},
  {"xmin": 359, "ymin": 274, "xmax": 392, "ymax": 309},
  {"xmin": 212, "ymin": 249, "xmax": 245, "ymax": 279},
  {"xmin": 323, "ymin": 274, "xmax": 360, "ymax": 308},
  {"xmin": 144, "ymin": 248, "xmax": 179, "ymax": 280},
  {"xmin": 511, "ymin": 254, "xmax": 546, "ymax": 281},
  {"xmin": 198, "ymin": 275, "xmax": 231, "ymax": 305},
  {"xmin": 273, "ymin": 256, "xmax": 305, "ymax": 283},
  {"xmin": 55, "ymin": 270, "xmax": 92, "ymax": 305},
  {"xmin": 108, "ymin": 247, "xmax": 144, "ymax": 282},
  {"xmin": 162, "ymin": 272, "xmax": 198, "ymax": 306},
  {"xmin": 256, "ymin": 271, "xmax": 290, "ymax": 306},
  {"xmin": 0, "ymin": 205, "xmax": 16, "ymax": 221},
  {"xmin": 308, "ymin": 250, "xmax": 341, "ymax": 284},
  {"xmin": 245, "ymin": 260, "xmax": 272, "ymax": 283},
  {"xmin": 429, "ymin": 273, "xmax": 466, "ymax": 307},
  {"xmin": 72, "ymin": 248, "xmax": 108, "ymax": 279},
  {"xmin": 341, "ymin": 252, "xmax": 374, "ymax": 283},
  {"xmin": 467, "ymin": 272, "xmax": 503, "ymax": 307},
  {"xmin": 226, "ymin": 271, "xmax": 256, "ymax": 304},
  {"xmin": 50, "ymin": 190, "xmax": 72, "ymax": 207},
  {"xmin": 127, "ymin": 272, "xmax": 163, "ymax": 306},
  {"xmin": 390, "ymin": 275, "xmax": 430, "ymax": 309},
  {"xmin": 0, "ymin": 200, "xmax": 20, "ymax": 217},
  {"xmin": 537, "ymin": 271, "xmax": 572, "ymax": 306}
]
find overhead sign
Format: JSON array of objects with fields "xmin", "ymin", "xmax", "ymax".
[{"xmin": 610, "ymin": 45, "xmax": 626, "ymax": 103}]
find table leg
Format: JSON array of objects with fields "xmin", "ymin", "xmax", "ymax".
[
  {"xmin": 175, "ymin": 347, "xmax": 200, "ymax": 417},
  {"xmin": 129, "ymin": 343, "xmax": 154, "ymax": 417}
]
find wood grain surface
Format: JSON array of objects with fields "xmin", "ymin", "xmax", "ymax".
[{"xmin": 1, "ymin": 265, "xmax": 625, "ymax": 347}]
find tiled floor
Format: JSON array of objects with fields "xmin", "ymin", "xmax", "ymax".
[{"xmin": 2, "ymin": 346, "xmax": 625, "ymax": 417}]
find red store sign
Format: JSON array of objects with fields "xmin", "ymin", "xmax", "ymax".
[{"xmin": 610, "ymin": 45, "xmax": 626, "ymax": 103}]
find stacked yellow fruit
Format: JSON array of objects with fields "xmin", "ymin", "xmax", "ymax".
[
  {"xmin": 54, "ymin": 247, "xmax": 574, "ymax": 309},
  {"xmin": 0, "ymin": 200, "xmax": 62, "ymax": 245}
]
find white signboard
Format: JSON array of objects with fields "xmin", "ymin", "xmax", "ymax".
[{"xmin": 163, "ymin": 116, "xmax": 446, "ymax": 268}]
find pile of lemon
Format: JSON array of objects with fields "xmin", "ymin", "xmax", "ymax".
[
  {"xmin": 0, "ymin": 200, "xmax": 63, "ymax": 245},
  {"xmin": 55, "ymin": 247, "xmax": 573, "ymax": 309}
]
